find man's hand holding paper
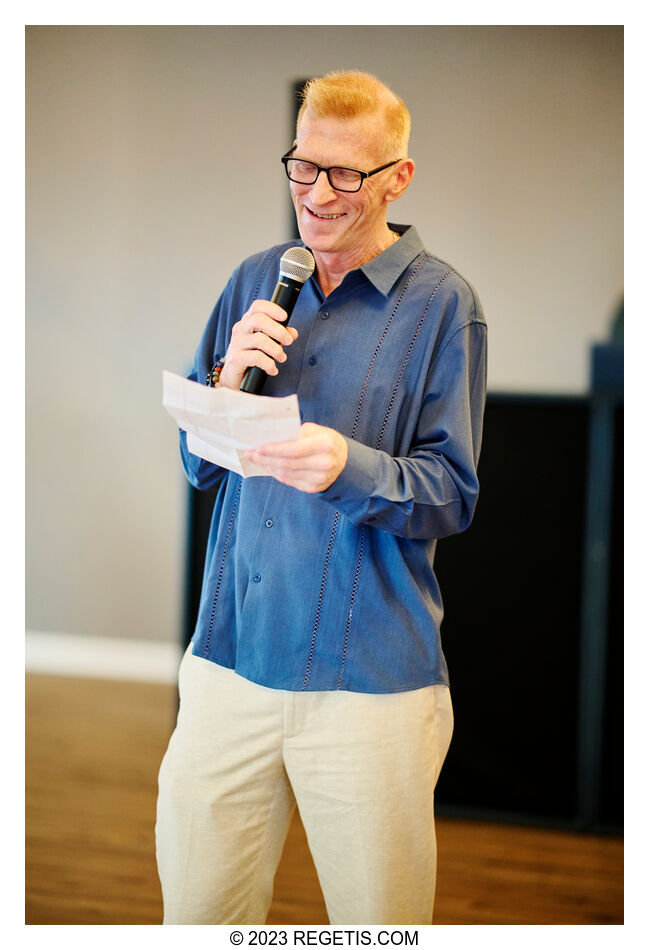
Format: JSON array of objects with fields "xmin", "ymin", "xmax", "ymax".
[{"xmin": 162, "ymin": 370, "xmax": 301, "ymax": 478}]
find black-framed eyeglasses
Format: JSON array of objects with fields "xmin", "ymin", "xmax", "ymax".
[{"xmin": 281, "ymin": 148, "xmax": 401, "ymax": 193}]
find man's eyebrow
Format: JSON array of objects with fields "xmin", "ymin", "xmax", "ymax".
[{"xmin": 293, "ymin": 154, "xmax": 359, "ymax": 169}]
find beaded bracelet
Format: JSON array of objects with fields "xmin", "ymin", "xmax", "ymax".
[{"xmin": 206, "ymin": 357, "xmax": 226, "ymax": 387}]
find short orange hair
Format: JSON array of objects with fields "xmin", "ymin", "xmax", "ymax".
[{"xmin": 296, "ymin": 70, "xmax": 410, "ymax": 159}]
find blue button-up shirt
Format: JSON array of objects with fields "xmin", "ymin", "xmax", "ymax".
[{"xmin": 181, "ymin": 225, "xmax": 487, "ymax": 693}]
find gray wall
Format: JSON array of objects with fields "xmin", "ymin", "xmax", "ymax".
[{"xmin": 26, "ymin": 25, "xmax": 623, "ymax": 644}]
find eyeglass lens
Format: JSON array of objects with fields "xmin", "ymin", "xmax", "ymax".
[{"xmin": 286, "ymin": 159, "xmax": 362, "ymax": 192}]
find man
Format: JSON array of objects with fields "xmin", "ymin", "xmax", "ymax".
[{"xmin": 156, "ymin": 70, "xmax": 487, "ymax": 925}]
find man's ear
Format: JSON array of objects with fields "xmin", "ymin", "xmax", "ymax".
[{"xmin": 385, "ymin": 159, "xmax": 415, "ymax": 203}]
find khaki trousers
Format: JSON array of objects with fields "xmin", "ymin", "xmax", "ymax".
[{"xmin": 155, "ymin": 645, "xmax": 453, "ymax": 925}]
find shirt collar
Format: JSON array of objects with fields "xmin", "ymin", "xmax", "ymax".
[{"xmin": 359, "ymin": 224, "xmax": 424, "ymax": 297}]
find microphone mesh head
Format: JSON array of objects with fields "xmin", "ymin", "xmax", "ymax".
[{"xmin": 279, "ymin": 246, "xmax": 316, "ymax": 284}]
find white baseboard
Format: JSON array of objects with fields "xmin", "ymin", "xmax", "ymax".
[{"xmin": 25, "ymin": 630, "xmax": 183, "ymax": 684}]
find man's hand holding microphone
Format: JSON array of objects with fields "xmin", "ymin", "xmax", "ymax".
[
  {"xmin": 217, "ymin": 298, "xmax": 299, "ymax": 391},
  {"xmin": 219, "ymin": 248, "xmax": 348, "ymax": 494}
]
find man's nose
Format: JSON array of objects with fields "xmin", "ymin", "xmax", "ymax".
[{"xmin": 310, "ymin": 168, "xmax": 337, "ymax": 202}]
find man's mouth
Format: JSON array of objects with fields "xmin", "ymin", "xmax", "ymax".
[{"xmin": 306, "ymin": 207, "xmax": 346, "ymax": 220}]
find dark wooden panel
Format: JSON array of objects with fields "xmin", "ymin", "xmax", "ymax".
[{"xmin": 434, "ymin": 397, "xmax": 588, "ymax": 823}]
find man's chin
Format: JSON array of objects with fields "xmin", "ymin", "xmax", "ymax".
[{"xmin": 296, "ymin": 226, "xmax": 342, "ymax": 256}]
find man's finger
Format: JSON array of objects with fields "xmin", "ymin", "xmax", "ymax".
[{"xmin": 251, "ymin": 435, "xmax": 319, "ymax": 459}]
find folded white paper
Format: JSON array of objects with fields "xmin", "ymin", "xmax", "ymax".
[{"xmin": 162, "ymin": 370, "xmax": 302, "ymax": 478}]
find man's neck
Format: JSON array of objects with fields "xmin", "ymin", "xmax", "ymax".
[{"xmin": 313, "ymin": 225, "xmax": 397, "ymax": 298}]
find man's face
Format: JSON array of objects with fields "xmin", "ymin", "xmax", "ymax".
[{"xmin": 289, "ymin": 109, "xmax": 397, "ymax": 260}]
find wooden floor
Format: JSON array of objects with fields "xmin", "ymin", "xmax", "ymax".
[{"xmin": 25, "ymin": 673, "xmax": 624, "ymax": 926}]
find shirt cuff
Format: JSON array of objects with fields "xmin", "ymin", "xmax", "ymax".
[{"xmin": 318, "ymin": 436, "xmax": 381, "ymax": 517}]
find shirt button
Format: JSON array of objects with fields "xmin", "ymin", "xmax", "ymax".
[
  {"xmin": 265, "ymin": 519, "xmax": 274, "ymax": 528},
  {"xmin": 321, "ymin": 311, "xmax": 330, "ymax": 320},
  {"xmin": 253, "ymin": 573, "xmax": 261, "ymax": 583},
  {"xmin": 308, "ymin": 355, "xmax": 317, "ymax": 366}
]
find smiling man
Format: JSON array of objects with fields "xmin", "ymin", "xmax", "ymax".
[{"xmin": 156, "ymin": 70, "xmax": 488, "ymax": 925}]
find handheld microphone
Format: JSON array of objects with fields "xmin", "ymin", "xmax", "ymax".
[{"xmin": 240, "ymin": 246, "xmax": 316, "ymax": 394}]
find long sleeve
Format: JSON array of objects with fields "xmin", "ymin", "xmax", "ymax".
[
  {"xmin": 318, "ymin": 319, "xmax": 487, "ymax": 540},
  {"xmin": 179, "ymin": 268, "xmax": 243, "ymax": 492}
]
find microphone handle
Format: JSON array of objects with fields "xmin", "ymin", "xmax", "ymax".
[{"xmin": 239, "ymin": 278, "xmax": 303, "ymax": 394}]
